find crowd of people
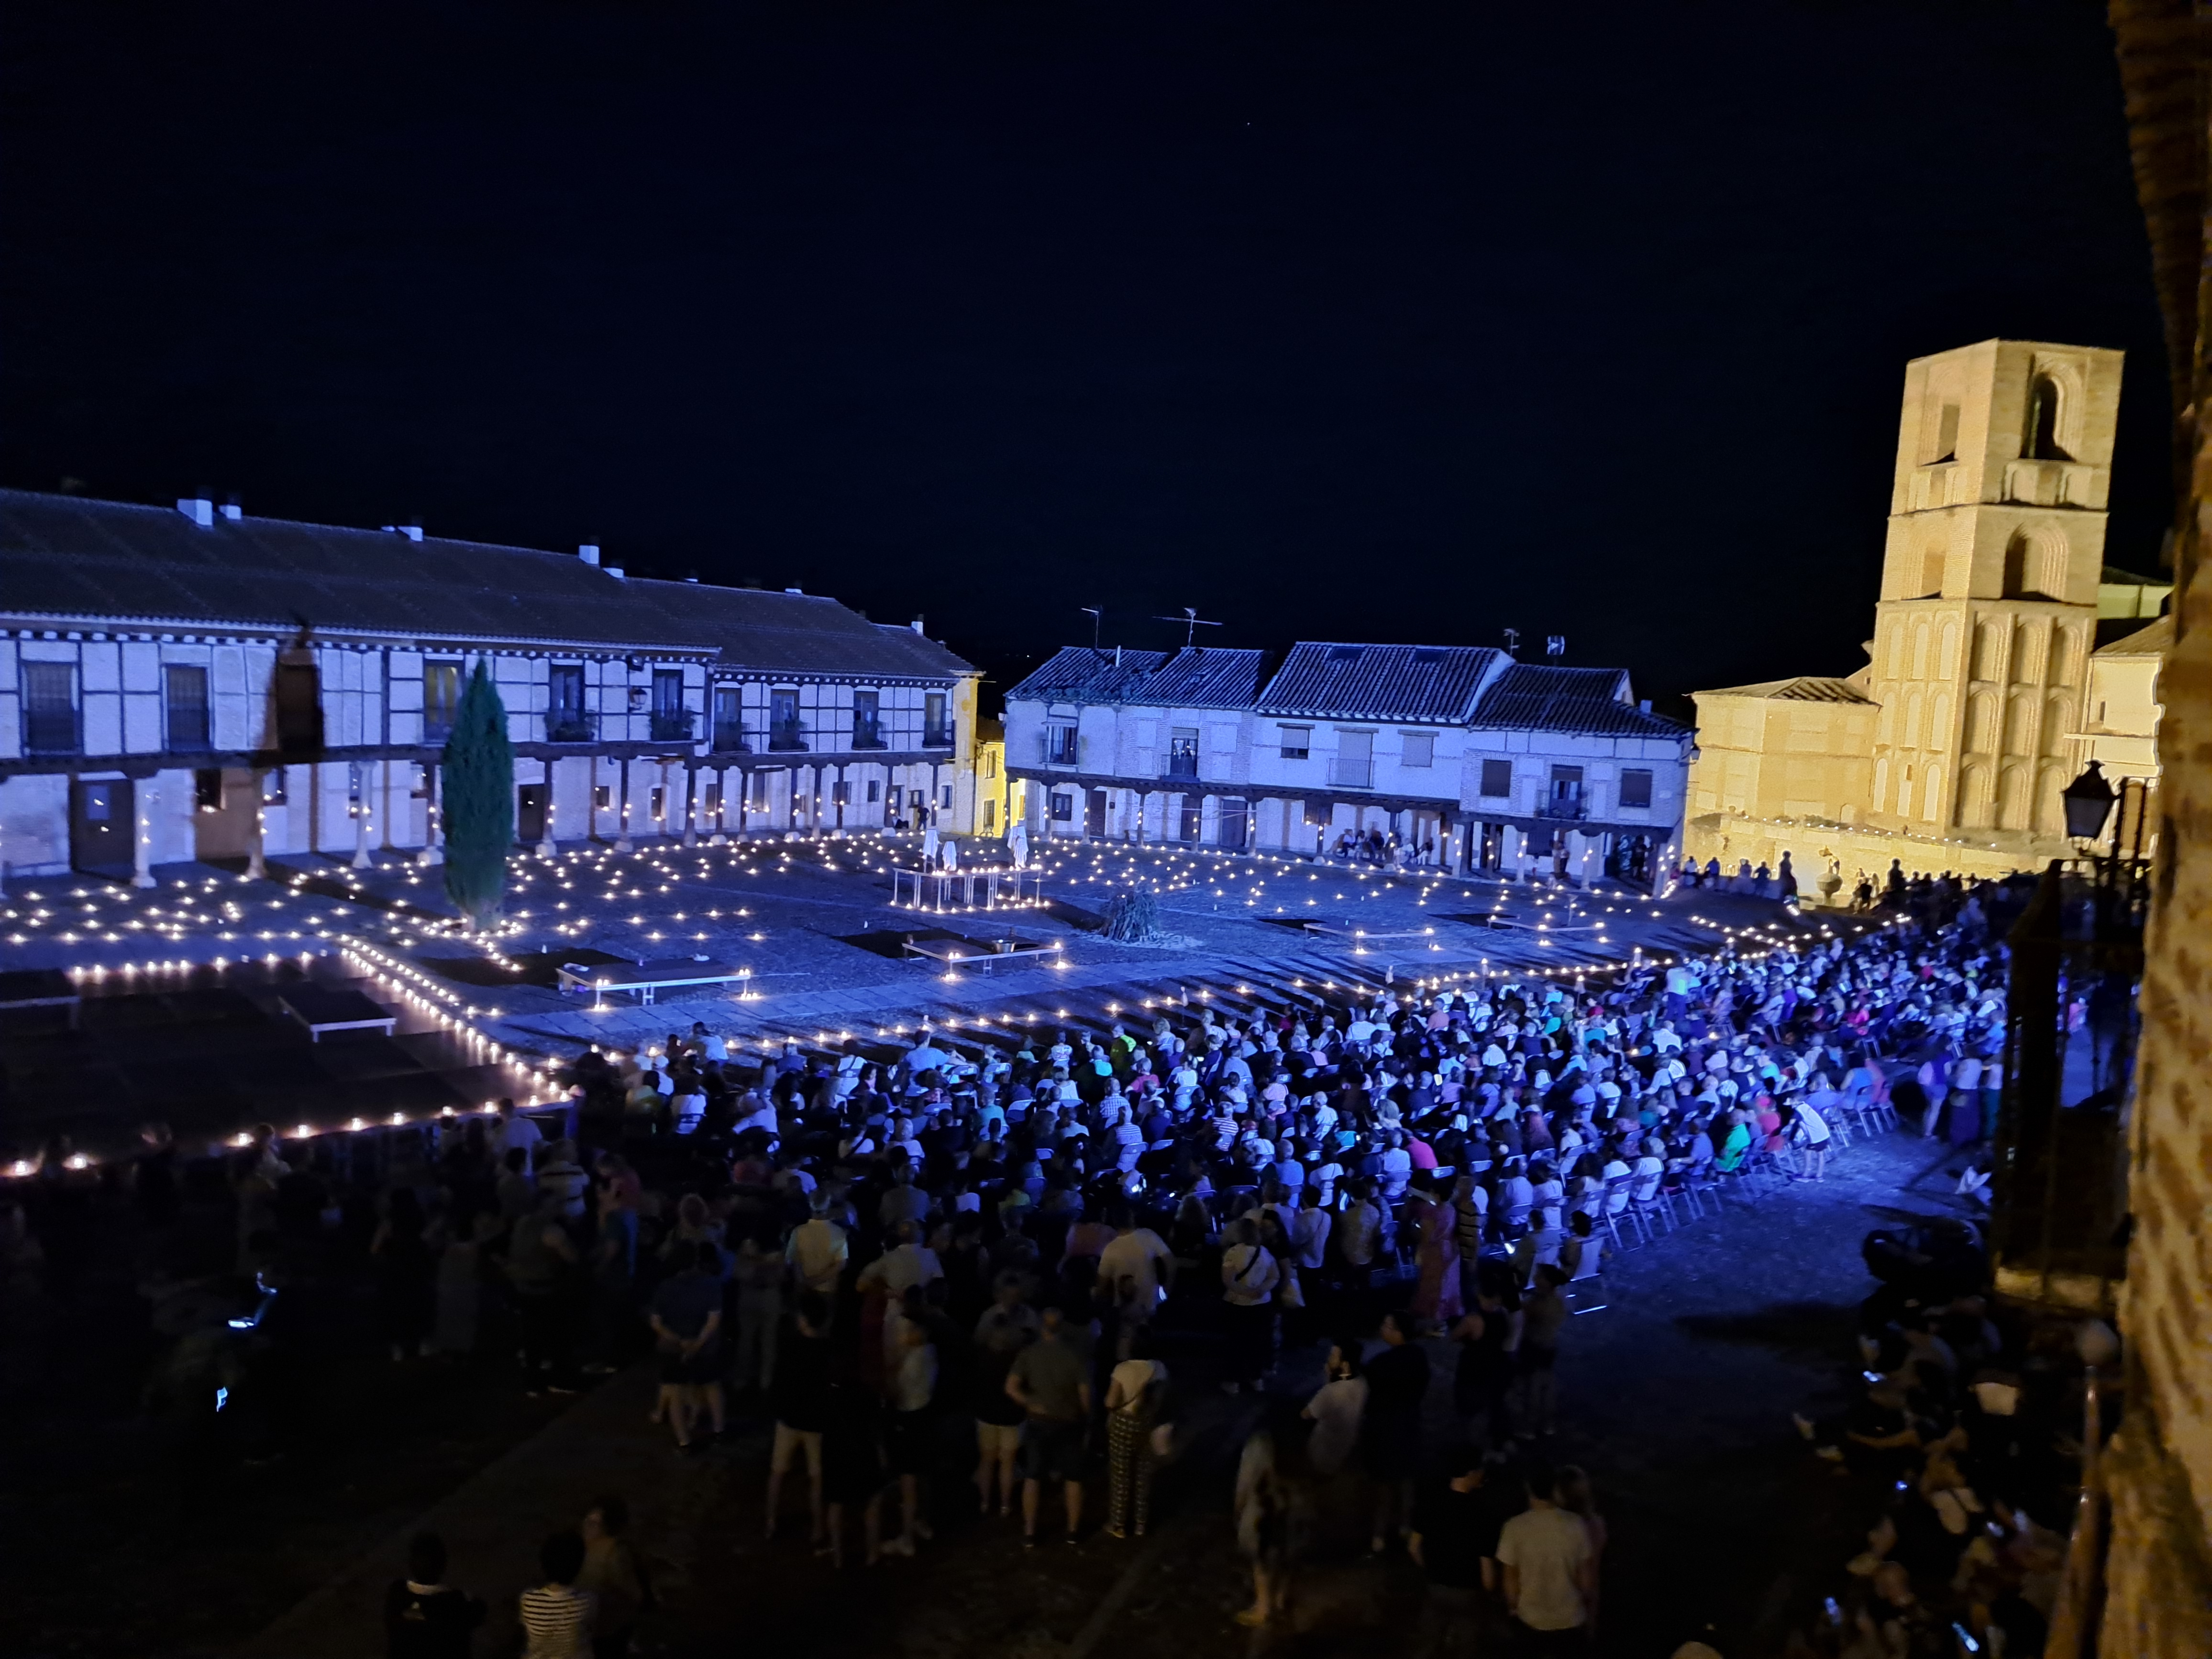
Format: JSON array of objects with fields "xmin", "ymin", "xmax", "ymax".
[{"xmin": 0, "ymin": 861, "xmax": 2064, "ymax": 1657}]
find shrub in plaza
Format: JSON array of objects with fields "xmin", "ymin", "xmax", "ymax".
[{"xmin": 442, "ymin": 661, "xmax": 515, "ymax": 929}]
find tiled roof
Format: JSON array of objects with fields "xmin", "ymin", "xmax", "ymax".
[
  {"xmin": 2094, "ymin": 614, "xmax": 2172, "ymax": 656},
  {"xmin": 1006, "ymin": 645, "xmax": 1269, "ymax": 708},
  {"xmin": 0, "ymin": 489, "xmax": 973, "ymax": 679},
  {"xmin": 617, "ymin": 578, "xmax": 974, "ymax": 680},
  {"xmin": 1694, "ymin": 675, "xmax": 1875, "ymax": 705},
  {"xmin": 1470, "ymin": 664, "xmax": 1689, "ymax": 737},
  {"xmin": 1255, "ymin": 643, "xmax": 1506, "ymax": 722}
]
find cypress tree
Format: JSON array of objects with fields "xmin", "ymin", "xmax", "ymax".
[{"xmin": 441, "ymin": 661, "xmax": 515, "ymax": 929}]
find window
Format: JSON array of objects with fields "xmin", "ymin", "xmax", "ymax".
[
  {"xmin": 866, "ymin": 779, "xmax": 882, "ymax": 804},
  {"xmin": 940, "ymin": 784, "xmax": 954, "ymax": 809},
  {"xmin": 1919, "ymin": 548, "xmax": 1945, "ymax": 597},
  {"xmin": 1279, "ymin": 724, "xmax": 1310, "ymax": 760},
  {"xmin": 549, "ymin": 665, "xmax": 591, "ymax": 742},
  {"xmin": 831, "ymin": 780, "xmax": 852, "ymax": 806},
  {"xmin": 165, "ymin": 664, "xmax": 211, "ymax": 752},
  {"xmin": 2026, "ymin": 374, "xmax": 2068, "ymax": 461},
  {"xmin": 852, "ymin": 689, "xmax": 883, "ymax": 749},
  {"xmin": 593, "ymin": 784, "xmax": 612, "ymax": 810},
  {"xmin": 423, "ymin": 661, "xmax": 462, "ymax": 743},
  {"xmin": 1330, "ymin": 729, "xmax": 1374, "ymax": 789},
  {"xmin": 274, "ymin": 646, "xmax": 322, "ymax": 755},
  {"xmin": 701, "ymin": 781, "xmax": 722, "ymax": 816},
  {"xmin": 923, "ymin": 691, "xmax": 952, "ymax": 748},
  {"xmin": 982, "ymin": 799, "xmax": 997, "ymax": 832},
  {"xmin": 1051, "ymin": 791, "xmax": 1074, "ymax": 822},
  {"xmin": 650, "ymin": 670, "xmax": 690, "ymax": 741},
  {"xmin": 710, "ymin": 685, "xmax": 744, "ymax": 752},
  {"xmin": 1401, "ymin": 730, "xmax": 1435, "ymax": 768},
  {"xmin": 1045, "ymin": 725, "xmax": 1079, "ymax": 766},
  {"xmin": 649, "ymin": 786, "xmax": 666, "ymax": 821},
  {"xmin": 194, "ymin": 768, "xmax": 224, "ymax": 811},
  {"xmin": 749, "ymin": 771, "xmax": 775, "ymax": 809},
  {"xmin": 1619, "ymin": 768, "xmax": 1654, "ymax": 809},
  {"xmin": 22, "ymin": 663, "xmax": 78, "ymax": 756},
  {"xmin": 1929, "ymin": 401, "xmax": 1960, "ymax": 463},
  {"xmin": 769, "ymin": 688, "xmax": 804, "ymax": 751},
  {"xmin": 347, "ymin": 762, "xmax": 365, "ymax": 804},
  {"xmin": 1543, "ymin": 764, "xmax": 1586, "ymax": 819},
  {"xmin": 262, "ymin": 769, "xmax": 288, "ymax": 806},
  {"xmin": 1165, "ymin": 727, "xmax": 1199, "ymax": 780},
  {"xmin": 1479, "ymin": 758, "xmax": 1513, "ymax": 799}
]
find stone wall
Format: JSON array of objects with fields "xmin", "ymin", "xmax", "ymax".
[
  {"xmin": 1680, "ymin": 808, "xmax": 2065, "ymax": 896},
  {"xmin": 2102, "ymin": 534, "xmax": 2212, "ymax": 1647}
]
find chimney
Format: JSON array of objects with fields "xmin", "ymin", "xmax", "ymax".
[
  {"xmin": 578, "ymin": 542, "xmax": 601, "ymax": 566},
  {"xmin": 219, "ymin": 501, "xmax": 243, "ymax": 521},
  {"xmin": 605, "ymin": 566, "xmax": 627, "ymax": 580},
  {"xmin": 382, "ymin": 523, "xmax": 424, "ymax": 542},
  {"xmin": 177, "ymin": 497, "xmax": 215, "ymax": 527},
  {"xmin": 787, "ymin": 587, "xmax": 806, "ymax": 596},
  {"xmin": 1114, "ymin": 644, "xmax": 1122, "ymax": 666},
  {"xmin": 910, "ymin": 615, "xmax": 925, "ymax": 635},
  {"xmin": 1639, "ymin": 698, "xmax": 1652, "ymax": 714}
]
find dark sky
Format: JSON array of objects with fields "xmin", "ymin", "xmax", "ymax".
[{"xmin": 0, "ymin": 0, "xmax": 2168, "ymax": 712}]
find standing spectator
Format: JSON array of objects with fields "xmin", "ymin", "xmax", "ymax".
[
  {"xmin": 1496, "ymin": 1460, "xmax": 1594, "ymax": 1652},
  {"xmin": 1517, "ymin": 1265, "xmax": 1569, "ymax": 1439},
  {"xmin": 972, "ymin": 1273, "xmax": 1040, "ymax": 1520},
  {"xmin": 1408, "ymin": 1448, "xmax": 1500, "ymax": 1659},
  {"xmin": 384, "ymin": 1531, "xmax": 484, "ymax": 1659},
  {"xmin": 647, "ymin": 1241, "xmax": 724, "ymax": 1449},
  {"xmin": 765, "ymin": 1292, "xmax": 834, "ymax": 1545},
  {"xmin": 1301, "ymin": 1340, "xmax": 1368, "ymax": 1479},
  {"xmin": 1365, "ymin": 1310, "xmax": 1431, "ymax": 1554},
  {"xmin": 1219, "ymin": 1217, "xmax": 1280, "ymax": 1394},
  {"xmin": 880, "ymin": 1307, "xmax": 939, "ymax": 1558},
  {"xmin": 1007, "ymin": 1303, "xmax": 1092, "ymax": 1547},
  {"xmin": 1102, "ymin": 1336, "xmax": 1168, "ymax": 1539},
  {"xmin": 508, "ymin": 1191, "xmax": 581, "ymax": 1396},
  {"xmin": 730, "ymin": 1226, "xmax": 784, "ymax": 1399}
]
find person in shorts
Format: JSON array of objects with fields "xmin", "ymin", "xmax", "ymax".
[
  {"xmin": 1006, "ymin": 1303, "xmax": 1091, "ymax": 1546},
  {"xmin": 647, "ymin": 1241, "xmax": 724, "ymax": 1449},
  {"xmin": 765, "ymin": 1292, "xmax": 833, "ymax": 1545},
  {"xmin": 819, "ymin": 1378, "xmax": 887, "ymax": 1569},
  {"xmin": 972, "ymin": 1272, "xmax": 1040, "ymax": 1519}
]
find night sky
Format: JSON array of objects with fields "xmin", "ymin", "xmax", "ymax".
[{"xmin": 0, "ymin": 0, "xmax": 2168, "ymax": 712}]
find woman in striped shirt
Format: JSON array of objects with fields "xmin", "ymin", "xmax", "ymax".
[{"xmin": 518, "ymin": 1531, "xmax": 595, "ymax": 1659}]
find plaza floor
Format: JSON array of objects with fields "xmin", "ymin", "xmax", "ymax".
[{"xmin": 2, "ymin": 831, "xmax": 1877, "ymax": 1164}]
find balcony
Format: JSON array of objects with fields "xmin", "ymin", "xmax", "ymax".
[
  {"xmin": 424, "ymin": 718, "xmax": 456, "ymax": 745},
  {"xmin": 649, "ymin": 709, "xmax": 697, "ymax": 743},
  {"xmin": 852, "ymin": 720, "xmax": 886, "ymax": 751},
  {"xmin": 710, "ymin": 720, "xmax": 749, "ymax": 754},
  {"xmin": 1161, "ymin": 753, "xmax": 1200, "ymax": 782},
  {"xmin": 768, "ymin": 723, "xmax": 807, "ymax": 753},
  {"xmin": 1328, "ymin": 758, "xmax": 1372, "ymax": 789},
  {"xmin": 1536, "ymin": 795, "xmax": 1589, "ymax": 821},
  {"xmin": 922, "ymin": 725, "xmax": 954, "ymax": 751},
  {"xmin": 1043, "ymin": 731, "xmax": 1080, "ymax": 767},
  {"xmin": 545, "ymin": 708, "xmax": 598, "ymax": 744}
]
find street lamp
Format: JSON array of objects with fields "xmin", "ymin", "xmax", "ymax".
[{"xmin": 2061, "ymin": 760, "xmax": 2117, "ymax": 844}]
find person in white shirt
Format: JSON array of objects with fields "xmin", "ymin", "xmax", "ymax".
[
  {"xmin": 1291, "ymin": 1188, "xmax": 1331, "ymax": 1272},
  {"xmin": 785, "ymin": 1200, "xmax": 850, "ymax": 1296},
  {"xmin": 1098, "ymin": 1208, "xmax": 1176, "ymax": 1309},
  {"xmin": 1496, "ymin": 1464, "xmax": 1594, "ymax": 1640},
  {"xmin": 1218, "ymin": 1217, "xmax": 1280, "ymax": 1393},
  {"xmin": 866, "ymin": 1222, "xmax": 943, "ymax": 1299},
  {"xmin": 1379, "ymin": 1132, "xmax": 1414, "ymax": 1201},
  {"xmin": 495, "ymin": 1099, "xmax": 544, "ymax": 1160}
]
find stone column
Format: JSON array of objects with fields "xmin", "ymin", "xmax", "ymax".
[
  {"xmin": 352, "ymin": 763, "xmax": 375, "ymax": 870},
  {"xmin": 132, "ymin": 779, "xmax": 157, "ymax": 889},
  {"xmin": 537, "ymin": 761, "xmax": 557, "ymax": 859},
  {"xmin": 418, "ymin": 764, "xmax": 442, "ymax": 866},
  {"xmin": 247, "ymin": 771, "xmax": 269, "ymax": 879},
  {"xmin": 615, "ymin": 758, "xmax": 634, "ymax": 851},
  {"xmin": 681, "ymin": 765, "xmax": 699, "ymax": 847}
]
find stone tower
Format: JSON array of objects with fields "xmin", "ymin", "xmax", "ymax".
[{"xmin": 1868, "ymin": 338, "xmax": 2121, "ymax": 841}]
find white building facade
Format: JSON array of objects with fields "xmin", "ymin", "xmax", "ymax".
[
  {"xmin": 0, "ymin": 490, "xmax": 978, "ymax": 880},
  {"xmin": 1006, "ymin": 641, "xmax": 1692, "ymax": 885}
]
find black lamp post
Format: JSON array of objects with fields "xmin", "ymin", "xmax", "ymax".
[{"xmin": 2061, "ymin": 759, "xmax": 2118, "ymax": 845}]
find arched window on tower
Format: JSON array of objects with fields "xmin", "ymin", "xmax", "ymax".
[{"xmin": 2026, "ymin": 374, "xmax": 2070, "ymax": 461}]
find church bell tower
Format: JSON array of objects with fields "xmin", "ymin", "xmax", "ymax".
[{"xmin": 1866, "ymin": 339, "xmax": 2120, "ymax": 841}]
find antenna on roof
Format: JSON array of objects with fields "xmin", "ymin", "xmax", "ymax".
[
  {"xmin": 1080, "ymin": 605, "xmax": 1105, "ymax": 651},
  {"xmin": 1502, "ymin": 628, "xmax": 1520, "ymax": 656},
  {"xmin": 1546, "ymin": 635, "xmax": 1566, "ymax": 659},
  {"xmin": 1152, "ymin": 606, "xmax": 1223, "ymax": 649}
]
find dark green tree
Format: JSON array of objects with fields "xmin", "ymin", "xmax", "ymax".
[{"xmin": 441, "ymin": 661, "xmax": 515, "ymax": 929}]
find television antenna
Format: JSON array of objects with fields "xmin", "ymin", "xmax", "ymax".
[
  {"xmin": 1080, "ymin": 605, "xmax": 1105, "ymax": 650},
  {"xmin": 1153, "ymin": 606, "xmax": 1224, "ymax": 649},
  {"xmin": 1546, "ymin": 635, "xmax": 1567, "ymax": 659},
  {"xmin": 1502, "ymin": 628, "xmax": 1520, "ymax": 656}
]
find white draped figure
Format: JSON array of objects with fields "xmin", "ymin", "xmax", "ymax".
[
  {"xmin": 1007, "ymin": 819, "xmax": 1029, "ymax": 870},
  {"xmin": 921, "ymin": 821, "xmax": 940, "ymax": 869},
  {"xmin": 942, "ymin": 837, "xmax": 959, "ymax": 871}
]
